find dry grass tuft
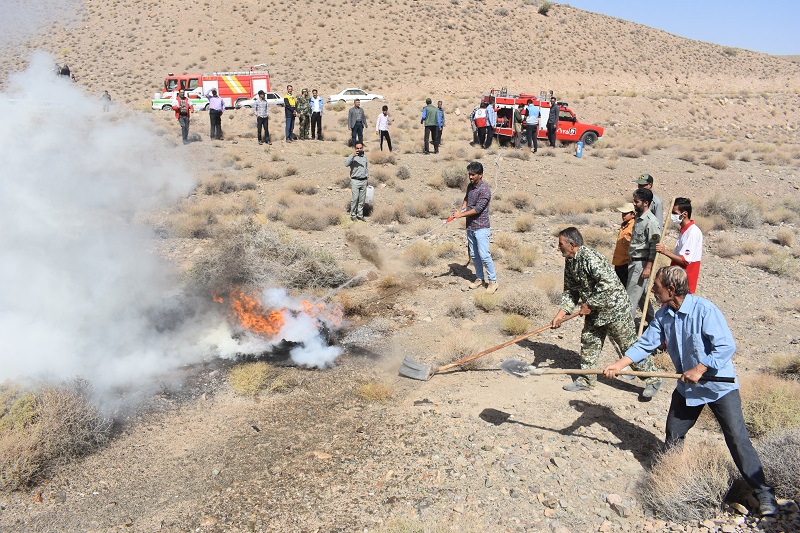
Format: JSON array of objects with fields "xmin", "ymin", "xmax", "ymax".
[
  {"xmin": 500, "ymin": 287, "xmax": 549, "ymax": 319},
  {"xmin": 441, "ymin": 166, "xmax": 467, "ymax": 189},
  {"xmin": 755, "ymin": 427, "xmax": 800, "ymax": 501},
  {"xmin": 506, "ymin": 246, "xmax": 538, "ymax": 272},
  {"xmin": 403, "ymin": 241, "xmax": 434, "ymax": 266},
  {"xmin": 513, "ymin": 215, "xmax": 535, "ymax": 233},
  {"xmin": 369, "ymin": 151, "xmax": 396, "ymax": 165},
  {"xmin": 255, "ymin": 164, "xmax": 282, "ymax": 181},
  {"xmin": 748, "ymin": 250, "xmax": 796, "ymax": 277},
  {"xmin": 396, "ymin": 166, "xmax": 412, "ymax": 180},
  {"xmin": 739, "ymin": 373, "xmax": 800, "ymax": 438},
  {"xmin": 533, "ymin": 274, "xmax": 563, "ymax": 305},
  {"xmin": 445, "ymin": 298, "xmax": 475, "ymax": 319},
  {"xmin": 639, "ymin": 442, "xmax": 735, "ymax": 522},
  {"xmin": 506, "ymin": 191, "xmax": 533, "ymax": 209},
  {"xmin": 372, "ymin": 202, "xmax": 409, "ymax": 224},
  {"xmin": 473, "ymin": 291, "xmax": 501, "ymax": 312},
  {"xmin": 287, "ymin": 180, "xmax": 317, "ymax": 195},
  {"xmin": 228, "ymin": 362, "xmax": 277, "ymax": 396},
  {"xmin": 440, "ymin": 336, "xmax": 484, "ymax": 370},
  {"xmin": 767, "ymin": 353, "xmax": 800, "ymax": 377},
  {"xmin": 776, "ymin": 228, "xmax": 795, "ymax": 247},
  {"xmin": 581, "ymin": 227, "xmax": 613, "ymax": 249},
  {"xmin": 493, "ymin": 232, "xmax": 520, "ymax": 250},
  {"xmin": 702, "ymin": 196, "xmax": 762, "ymax": 228},
  {"xmin": 407, "ymin": 195, "xmax": 447, "ymax": 218},
  {"xmin": 435, "ymin": 241, "xmax": 461, "ymax": 258},
  {"xmin": 282, "ymin": 205, "xmax": 340, "ymax": 231},
  {"xmin": 356, "ymin": 382, "xmax": 394, "ymax": 403},
  {"xmin": 501, "ymin": 314, "xmax": 531, "ymax": 335}
]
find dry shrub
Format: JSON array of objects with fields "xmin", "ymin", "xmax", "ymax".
[
  {"xmin": 283, "ymin": 165, "xmax": 299, "ymax": 177},
  {"xmin": 493, "ymin": 232, "xmax": 520, "ymax": 250},
  {"xmin": 396, "ymin": 166, "xmax": 412, "ymax": 180},
  {"xmin": 767, "ymin": 353, "xmax": 800, "ymax": 377},
  {"xmin": 440, "ymin": 336, "xmax": 484, "ymax": 370},
  {"xmin": 435, "ymin": 241, "xmax": 461, "ymax": 258},
  {"xmin": 738, "ymin": 240, "xmax": 761, "ymax": 255},
  {"xmin": 287, "ymin": 180, "xmax": 317, "ymax": 195},
  {"xmin": 377, "ymin": 275, "xmax": 401, "ymax": 290},
  {"xmin": 500, "ymin": 287, "xmax": 549, "ymax": 319},
  {"xmin": 345, "ymin": 229, "xmax": 384, "ymax": 268},
  {"xmin": 403, "ymin": 241, "xmax": 434, "ymax": 266},
  {"xmin": 282, "ymin": 205, "xmax": 339, "ymax": 231},
  {"xmin": 506, "ymin": 191, "xmax": 532, "ymax": 209},
  {"xmin": 749, "ymin": 250, "xmax": 796, "ymax": 277},
  {"xmin": 677, "ymin": 152, "xmax": 696, "ymax": 163},
  {"xmin": 190, "ymin": 219, "xmax": 349, "ymax": 292},
  {"xmin": 776, "ymin": 228, "xmax": 795, "ymax": 247},
  {"xmin": 693, "ymin": 214, "xmax": 728, "ymax": 234},
  {"xmin": 408, "ymin": 195, "xmax": 446, "ymax": 218},
  {"xmin": 228, "ymin": 362, "xmax": 277, "ymax": 396},
  {"xmin": 739, "ymin": 373, "xmax": 800, "ymax": 438},
  {"xmin": 201, "ymin": 176, "xmax": 254, "ymax": 195},
  {"xmin": 1, "ymin": 380, "xmax": 111, "ymax": 491},
  {"xmin": 493, "ymin": 199, "xmax": 515, "ymax": 213},
  {"xmin": 710, "ymin": 234, "xmax": 739, "ymax": 258},
  {"xmin": 426, "ymin": 174, "xmax": 444, "ymax": 190},
  {"xmin": 473, "ymin": 291, "xmax": 501, "ymax": 312},
  {"xmin": 501, "ymin": 314, "xmax": 531, "ymax": 335},
  {"xmin": 706, "ymin": 156, "xmax": 728, "ymax": 170},
  {"xmin": 336, "ymin": 291, "xmax": 369, "ymax": 316},
  {"xmin": 764, "ymin": 208, "xmax": 798, "ymax": 225},
  {"xmin": 755, "ymin": 427, "xmax": 800, "ymax": 500},
  {"xmin": 533, "ymin": 274, "xmax": 563, "ymax": 305},
  {"xmin": 372, "ymin": 203, "xmax": 408, "ymax": 224},
  {"xmin": 615, "ymin": 147, "xmax": 642, "ymax": 159},
  {"xmin": 514, "ymin": 215, "xmax": 535, "ymax": 232},
  {"xmin": 369, "ymin": 151, "xmax": 396, "ymax": 165},
  {"xmin": 442, "ymin": 166, "xmax": 467, "ymax": 189},
  {"xmin": 581, "ymin": 227, "xmax": 613, "ymax": 248},
  {"xmin": 639, "ymin": 442, "xmax": 735, "ymax": 522},
  {"xmin": 445, "ymin": 298, "xmax": 475, "ymax": 319},
  {"xmin": 256, "ymin": 165, "xmax": 281, "ymax": 181},
  {"xmin": 356, "ymin": 382, "xmax": 394, "ymax": 403},
  {"xmin": 506, "ymin": 246, "xmax": 537, "ymax": 272},
  {"xmin": 702, "ymin": 196, "xmax": 762, "ymax": 228}
]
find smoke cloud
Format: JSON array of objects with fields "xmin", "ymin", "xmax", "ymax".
[{"xmin": 0, "ymin": 54, "xmax": 342, "ymax": 403}]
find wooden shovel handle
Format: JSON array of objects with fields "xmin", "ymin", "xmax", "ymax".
[
  {"xmin": 638, "ymin": 198, "xmax": 677, "ymax": 336},
  {"xmin": 537, "ymin": 368, "xmax": 735, "ymax": 383},
  {"xmin": 438, "ymin": 312, "xmax": 580, "ymax": 372}
]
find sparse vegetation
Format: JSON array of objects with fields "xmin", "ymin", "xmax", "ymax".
[
  {"xmin": 513, "ymin": 215, "xmax": 535, "ymax": 232},
  {"xmin": 702, "ymin": 196, "xmax": 762, "ymax": 228},
  {"xmin": 739, "ymin": 373, "xmax": 800, "ymax": 437},
  {"xmin": 755, "ymin": 427, "xmax": 800, "ymax": 500},
  {"xmin": 500, "ymin": 287, "xmax": 549, "ymax": 319},
  {"xmin": 442, "ymin": 166, "xmax": 467, "ymax": 189},
  {"xmin": 356, "ymin": 382, "xmax": 394, "ymax": 403},
  {"xmin": 473, "ymin": 291, "xmax": 501, "ymax": 312},
  {"xmin": 501, "ymin": 314, "xmax": 531, "ymax": 335},
  {"xmin": 403, "ymin": 241, "xmax": 434, "ymax": 266},
  {"xmin": 445, "ymin": 298, "xmax": 475, "ymax": 319},
  {"xmin": 228, "ymin": 362, "xmax": 277, "ymax": 396}
]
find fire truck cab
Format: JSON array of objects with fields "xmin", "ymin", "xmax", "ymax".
[
  {"xmin": 153, "ymin": 66, "xmax": 271, "ymax": 110},
  {"xmin": 480, "ymin": 89, "xmax": 604, "ymax": 146}
]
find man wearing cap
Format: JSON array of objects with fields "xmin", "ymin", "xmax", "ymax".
[
  {"xmin": 656, "ymin": 197, "xmax": 703, "ymax": 294},
  {"xmin": 297, "ymin": 88, "xmax": 311, "ymax": 140},
  {"xmin": 205, "ymin": 88, "xmax": 225, "ymax": 140},
  {"xmin": 634, "ymin": 174, "xmax": 663, "ymax": 229},
  {"xmin": 612, "ymin": 202, "xmax": 636, "ymax": 287},
  {"xmin": 310, "ymin": 89, "xmax": 324, "ymax": 140},
  {"xmin": 546, "ymin": 96, "xmax": 559, "ymax": 148},
  {"xmin": 627, "ymin": 188, "xmax": 661, "ymax": 325},
  {"xmin": 253, "ymin": 90, "xmax": 271, "ymax": 145}
]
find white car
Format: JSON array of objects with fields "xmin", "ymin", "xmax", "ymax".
[
  {"xmin": 235, "ymin": 92, "xmax": 284, "ymax": 109},
  {"xmin": 328, "ymin": 88, "xmax": 385, "ymax": 104}
]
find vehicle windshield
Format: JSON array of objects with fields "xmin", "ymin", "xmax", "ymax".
[
  {"xmin": 165, "ymin": 78, "xmax": 179, "ymax": 91},
  {"xmin": 186, "ymin": 79, "xmax": 199, "ymax": 90}
]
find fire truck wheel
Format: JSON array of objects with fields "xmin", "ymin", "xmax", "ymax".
[
  {"xmin": 161, "ymin": 104, "xmax": 172, "ymax": 111},
  {"xmin": 580, "ymin": 131, "xmax": 598, "ymax": 146}
]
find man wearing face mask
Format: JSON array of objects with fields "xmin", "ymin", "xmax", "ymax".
[{"xmin": 656, "ymin": 197, "xmax": 703, "ymax": 294}]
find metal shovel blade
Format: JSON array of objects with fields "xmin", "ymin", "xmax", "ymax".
[
  {"xmin": 399, "ymin": 356, "xmax": 434, "ymax": 381},
  {"xmin": 499, "ymin": 359, "xmax": 534, "ymax": 379}
]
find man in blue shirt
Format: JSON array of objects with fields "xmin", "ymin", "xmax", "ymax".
[
  {"xmin": 603, "ymin": 266, "xmax": 778, "ymax": 516},
  {"xmin": 524, "ymin": 99, "xmax": 540, "ymax": 153}
]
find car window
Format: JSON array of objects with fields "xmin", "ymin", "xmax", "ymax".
[
  {"xmin": 355, "ymin": 89, "xmax": 367, "ymax": 95},
  {"xmin": 345, "ymin": 90, "xmax": 356, "ymax": 95},
  {"xmin": 166, "ymin": 79, "xmax": 179, "ymax": 91},
  {"xmin": 559, "ymin": 111, "xmax": 574, "ymax": 121},
  {"xmin": 269, "ymin": 93, "xmax": 279, "ymax": 99},
  {"xmin": 186, "ymin": 79, "xmax": 199, "ymax": 90}
]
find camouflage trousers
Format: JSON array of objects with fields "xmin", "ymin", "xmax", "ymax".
[
  {"xmin": 298, "ymin": 114, "xmax": 310, "ymax": 139},
  {"xmin": 576, "ymin": 316, "xmax": 660, "ymax": 387}
]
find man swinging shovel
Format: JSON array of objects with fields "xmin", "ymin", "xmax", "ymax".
[{"xmin": 551, "ymin": 227, "xmax": 662, "ymax": 399}]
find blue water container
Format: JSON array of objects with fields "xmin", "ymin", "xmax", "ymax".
[{"xmin": 575, "ymin": 141, "xmax": 584, "ymax": 158}]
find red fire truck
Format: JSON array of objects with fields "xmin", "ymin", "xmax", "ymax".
[
  {"xmin": 480, "ymin": 89, "xmax": 604, "ymax": 146},
  {"xmin": 155, "ymin": 66, "xmax": 271, "ymax": 109}
]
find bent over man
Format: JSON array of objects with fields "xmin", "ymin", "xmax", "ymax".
[
  {"xmin": 551, "ymin": 227, "xmax": 662, "ymax": 398},
  {"xmin": 604, "ymin": 266, "xmax": 778, "ymax": 516}
]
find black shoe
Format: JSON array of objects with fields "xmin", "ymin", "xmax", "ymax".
[
  {"xmin": 357, "ymin": 216, "xmax": 365, "ymax": 221},
  {"xmin": 757, "ymin": 490, "xmax": 778, "ymax": 516}
]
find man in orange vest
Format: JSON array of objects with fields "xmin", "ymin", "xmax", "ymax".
[{"xmin": 171, "ymin": 89, "xmax": 195, "ymax": 145}]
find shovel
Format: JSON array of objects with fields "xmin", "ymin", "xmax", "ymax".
[
  {"xmin": 399, "ymin": 312, "xmax": 580, "ymax": 381},
  {"xmin": 499, "ymin": 359, "xmax": 736, "ymax": 383}
]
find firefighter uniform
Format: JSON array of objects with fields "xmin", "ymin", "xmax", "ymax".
[
  {"xmin": 297, "ymin": 90, "xmax": 311, "ymax": 140},
  {"xmin": 561, "ymin": 245, "xmax": 661, "ymax": 388}
]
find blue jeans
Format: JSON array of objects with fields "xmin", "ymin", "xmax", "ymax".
[
  {"xmin": 466, "ymin": 228, "xmax": 496, "ymax": 282},
  {"xmin": 351, "ymin": 122, "xmax": 363, "ymax": 146},
  {"xmin": 285, "ymin": 114, "xmax": 295, "ymax": 140},
  {"xmin": 665, "ymin": 388, "xmax": 771, "ymax": 494}
]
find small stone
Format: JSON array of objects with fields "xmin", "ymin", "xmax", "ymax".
[
  {"xmin": 200, "ymin": 517, "xmax": 219, "ymax": 527},
  {"xmin": 606, "ymin": 493, "xmax": 623, "ymax": 506},
  {"xmin": 721, "ymin": 525, "xmax": 735, "ymax": 533},
  {"xmin": 729, "ymin": 502, "xmax": 749, "ymax": 515}
]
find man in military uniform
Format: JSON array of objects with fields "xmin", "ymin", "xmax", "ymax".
[
  {"xmin": 627, "ymin": 187, "xmax": 661, "ymax": 325},
  {"xmin": 633, "ymin": 173, "xmax": 663, "ymax": 230},
  {"xmin": 550, "ymin": 227, "xmax": 662, "ymax": 398},
  {"xmin": 296, "ymin": 88, "xmax": 311, "ymax": 140}
]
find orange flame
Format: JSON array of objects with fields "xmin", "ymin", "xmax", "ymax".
[
  {"xmin": 300, "ymin": 300, "xmax": 344, "ymax": 328},
  {"xmin": 227, "ymin": 291, "xmax": 286, "ymax": 338}
]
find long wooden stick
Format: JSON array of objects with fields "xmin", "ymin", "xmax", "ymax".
[
  {"xmin": 637, "ymin": 198, "xmax": 677, "ymax": 336},
  {"xmin": 532, "ymin": 368, "xmax": 735, "ymax": 383},
  {"xmin": 438, "ymin": 312, "xmax": 580, "ymax": 372}
]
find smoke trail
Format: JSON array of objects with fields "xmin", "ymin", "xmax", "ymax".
[{"xmin": 0, "ymin": 0, "xmax": 83, "ymax": 49}]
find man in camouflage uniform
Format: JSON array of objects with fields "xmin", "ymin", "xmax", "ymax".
[
  {"xmin": 627, "ymin": 187, "xmax": 661, "ymax": 324},
  {"xmin": 550, "ymin": 227, "xmax": 663, "ymax": 399},
  {"xmin": 296, "ymin": 88, "xmax": 312, "ymax": 140}
]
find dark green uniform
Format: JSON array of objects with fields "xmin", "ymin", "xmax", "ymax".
[
  {"xmin": 297, "ymin": 94, "xmax": 311, "ymax": 140},
  {"xmin": 561, "ymin": 246, "xmax": 660, "ymax": 387}
]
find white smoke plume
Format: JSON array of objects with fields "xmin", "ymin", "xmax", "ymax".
[{"xmin": 0, "ymin": 54, "xmax": 343, "ymax": 404}]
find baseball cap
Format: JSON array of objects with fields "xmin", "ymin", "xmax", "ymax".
[
  {"xmin": 616, "ymin": 202, "xmax": 635, "ymax": 213},
  {"xmin": 257, "ymin": 90, "xmax": 265, "ymax": 95},
  {"xmin": 634, "ymin": 173, "xmax": 654, "ymax": 185}
]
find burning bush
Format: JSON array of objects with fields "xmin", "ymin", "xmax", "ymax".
[
  {"xmin": 191, "ymin": 219, "xmax": 349, "ymax": 293},
  {"xmin": 0, "ymin": 380, "xmax": 110, "ymax": 491}
]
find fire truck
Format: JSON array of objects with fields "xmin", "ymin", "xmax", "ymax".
[
  {"xmin": 480, "ymin": 89, "xmax": 604, "ymax": 146},
  {"xmin": 152, "ymin": 65, "xmax": 271, "ymax": 110}
]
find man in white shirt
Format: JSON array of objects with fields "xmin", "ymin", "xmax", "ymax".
[
  {"xmin": 309, "ymin": 89, "xmax": 324, "ymax": 140},
  {"xmin": 375, "ymin": 105, "xmax": 391, "ymax": 152},
  {"xmin": 656, "ymin": 197, "xmax": 703, "ymax": 293}
]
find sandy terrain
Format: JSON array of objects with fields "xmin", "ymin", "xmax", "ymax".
[{"xmin": 1, "ymin": 1, "xmax": 799, "ymax": 532}]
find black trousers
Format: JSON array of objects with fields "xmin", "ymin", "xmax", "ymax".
[
  {"xmin": 665, "ymin": 388, "xmax": 771, "ymax": 494},
  {"xmin": 526, "ymin": 125, "xmax": 538, "ymax": 151},
  {"xmin": 209, "ymin": 109, "xmax": 223, "ymax": 139},
  {"xmin": 614, "ymin": 264, "xmax": 628, "ymax": 288},
  {"xmin": 483, "ymin": 126, "xmax": 494, "ymax": 148},
  {"xmin": 424, "ymin": 125, "xmax": 438, "ymax": 153},
  {"xmin": 256, "ymin": 116, "xmax": 270, "ymax": 142},
  {"xmin": 547, "ymin": 123, "xmax": 557, "ymax": 147},
  {"xmin": 310, "ymin": 112, "xmax": 322, "ymax": 139},
  {"xmin": 379, "ymin": 130, "xmax": 392, "ymax": 151}
]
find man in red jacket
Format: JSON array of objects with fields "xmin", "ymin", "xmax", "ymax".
[{"xmin": 171, "ymin": 89, "xmax": 195, "ymax": 145}]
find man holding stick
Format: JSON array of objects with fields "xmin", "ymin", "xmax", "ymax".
[
  {"xmin": 551, "ymin": 227, "xmax": 662, "ymax": 398},
  {"xmin": 603, "ymin": 266, "xmax": 778, "ymax": 516}
]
